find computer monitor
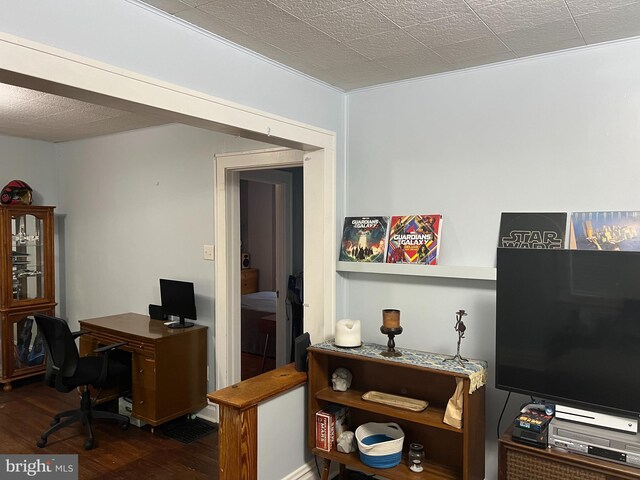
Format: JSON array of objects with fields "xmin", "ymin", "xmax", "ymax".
[{"xmin": 159, "ymin": 279, "xmax": 197, "ymax": 329}]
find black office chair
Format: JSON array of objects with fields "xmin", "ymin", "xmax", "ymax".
[{"xmin": 34, "ymin": 314, "xmax": 130, "ymax": 450}]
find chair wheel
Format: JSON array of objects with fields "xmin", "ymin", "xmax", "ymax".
[
  {"xmin": 121, "ymin": 421, "xmax": 129, "ymax": 431},
  {"xmin": 84, "ymin": 438, "xmax": 94, "ymax": 450},
  {"xmin": 36, "ymin": 438, "xmax": 47, "ymax": 448}
]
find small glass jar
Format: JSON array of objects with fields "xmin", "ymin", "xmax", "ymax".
[{"xmin": 408, "ymin": 443, "xmax": 425, "ymax": 472}]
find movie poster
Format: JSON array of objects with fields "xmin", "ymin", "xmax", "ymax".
[
  {"xmin": 386, "ymin": 215, "xmax": 442, "ymax": 265},
  {"xmin": 498, "ymin": 212, "xmax": 567, "ymax": 249},
  {"xmin": 339, "ymin": 216, "xmax": 389, "ymax": 263},
  {"xmin": 569, "ymin": 211, "xmax": 640, "ymax": 250}
]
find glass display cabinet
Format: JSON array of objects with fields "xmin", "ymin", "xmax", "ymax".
[{"xmin": 0, "ymin": 205, "xmax": 56, "ymax": 392}]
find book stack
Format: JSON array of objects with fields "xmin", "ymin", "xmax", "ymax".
[{"xmin": 315, "ymin": 404, "xmax": 350, "ymax": 452}]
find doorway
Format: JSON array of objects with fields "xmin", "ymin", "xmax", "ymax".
[
  {"xmin": 215, "ymin": 148, "xmax": 308, "ymax": 385},
  {"xmin": 238, "ymin": 166, "xmax": 303, "ymax": 379}
]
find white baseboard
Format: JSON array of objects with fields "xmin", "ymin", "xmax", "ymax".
[
  {"xmin": 196, "ymin": 403, "xmax": 219, "ymax": 423},
  {"xmin": 281, "ymin": 460, "xmax": 319, "ymax": 480}
]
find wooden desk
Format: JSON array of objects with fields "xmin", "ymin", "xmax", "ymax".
[{"xmin": 79, "ymin": 312, "xmax": 207, "ymax": 426}]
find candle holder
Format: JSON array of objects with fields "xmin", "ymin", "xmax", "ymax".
[
  {"xmin": 380, "ymin": 325, "xmax": 403, "ymax": 357},
  {"xmin": 408, "ymin": 443, "xmax": 426, "ymax": 472}
]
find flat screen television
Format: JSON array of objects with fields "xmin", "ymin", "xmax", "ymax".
[
  {"xmin": 160, "ymin": 279, "xmax": 197, "ymax": 329},
  {"xmin": 496, "ymin": 248, "xmax": 640, "ymax": 418}
]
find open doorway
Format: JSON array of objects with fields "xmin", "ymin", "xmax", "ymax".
[{"xmin": 238, "ymin": 167, "xmax": 303, "ymax": 379}]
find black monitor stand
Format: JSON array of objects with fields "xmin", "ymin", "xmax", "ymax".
[{"xmin": 168, "ymin": 317, "xmax": 194, "ymax": 329}]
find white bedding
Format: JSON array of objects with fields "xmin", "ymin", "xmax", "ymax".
[{"xmin": 241, "ymin": 291, "xmax": 277, "ymax": 313}]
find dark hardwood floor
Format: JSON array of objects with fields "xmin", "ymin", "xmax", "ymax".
[
  {"xmin": 241, "ymin": 352, "xmax": 276, "ymax": 380},
  {"xmin": 0, "ymin": 378, "xmax": 218, "ymax": 479}
]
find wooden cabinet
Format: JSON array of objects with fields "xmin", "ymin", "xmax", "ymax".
[
  {"xmin": 0, "ymin": 205, "xmax": 55, "ymax": 392},
  {"xmin": 499, "ymin": 428, "xmax": 640, "ymax": 480},
  {"xmin": 241, "ymin": 268, "xmax": 259, "ymax": 294},
  {"xmin": 308, "ymin": 342, "xmax": 486, "ymax": 480}
]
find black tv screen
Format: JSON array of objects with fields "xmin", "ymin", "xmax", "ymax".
[
  {"xmin": 496, "ymin": 248, "xmax": 640, "ymax": 418},
  {"xmin": 160, "ymin": 279, "xmax": 197, "ymax": 325}
]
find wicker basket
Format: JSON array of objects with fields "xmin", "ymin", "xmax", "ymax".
[{"xmin": 355, "ymin": 422, "xmax": 404, "ymax": 468}]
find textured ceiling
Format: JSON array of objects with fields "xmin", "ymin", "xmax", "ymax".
[
  {"xmin": 142, "ymin": 0, "xmax": 640, "ymax": 90},
  {"xmin": 3, "ymin": 1, "xmax": 640, "ymax": 142},
  {"xmin": 0, "ymin": 83, "xmax": 168, "ymax": 143}
]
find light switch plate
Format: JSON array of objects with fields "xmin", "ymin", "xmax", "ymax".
[{"xmin": 203, "ymin": 244, "xmax": 214, "ymax": 261}]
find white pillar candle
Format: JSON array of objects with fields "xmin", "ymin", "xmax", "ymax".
[{"xmin": 335, "ymin": 319, "xmax": 361, "ymax": 347}]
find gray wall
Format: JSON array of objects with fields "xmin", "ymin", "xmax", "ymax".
[{"xmin": 345, "ymin": 37, "xmax": 640, "ymax": 479}]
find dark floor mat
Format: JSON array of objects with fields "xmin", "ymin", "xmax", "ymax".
[{"xmin": 159, "ymin": 417, "xmax": 218, "ymax": 444}]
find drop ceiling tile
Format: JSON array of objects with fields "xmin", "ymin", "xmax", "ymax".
[
  {"xmin": 376, "ymin": 55, "xmax": 452, "ymax": 81},
  {"xmin": 176, "ymin": 7, "xmax": 249, "ymax": 40},
  {"xmin": 268, "ymin": 0, "xmax": 365, "ymax": 19},
  {"xmin": 509, "ymin": 36, "xmax": 584, "ymax": 57},
  {"xmin": 198, "ymin": 0, "xmax": 299, "ymax": 33},
  {"xmin": 142, "ymin": 0, "xmax": 191, "ymax": 14},
  {"xmin": 346, "ymin": 28, "xmax": 427, "ymax": 59},
  {"xmin": 475, "ymin": 0, "xmax": 573, "ymax": 34},
  {"xmin": 566, "ymin": 0, "xmax": 640, "ymax": 17},
  {"xmin": 301, "ymin": 43, "xmax": 371, "ymax": 69},
  {"xmin": 405, "ymin": 10, "xmax": 495, "ymax": 47},
  {"xmin": 498, "ymin": 18, "xmax": 584, "ymax": 53},
  {"xmin": 432, "ymin": 34, "xmax": 511, "ymax": 62},
  {"xmin": 449, "ymin": 50, "xmax": 517, "ymax": 69},
  {"xmin": 367, "ymin": 0, "xmax": 472, "ymax": 28},
  {"xmin": 574, "ymin": 2, "xmax": 640, "ymax": 44},
  {"xmin": 308, "ymin": 3, "xmax": 397, "ymax": 42},
  {"xmin": 179, "ymin": 0, "xmax": 213, "ymax": 6},
  {"xmin": 249, "ymin": 20, "xmax": 331, "ymax": 54},
  {"xmin": 376, "ymin": 50, "xmax": 452, "ymax": 73}
]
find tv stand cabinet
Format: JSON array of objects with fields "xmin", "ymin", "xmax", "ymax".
[
  {"xmin": 308, "ymin": 342, "xmax": 487, "ymax": 480},
  {"xmin": 499, "ymin": 427, "xmax": 640, "ymax": 480}
]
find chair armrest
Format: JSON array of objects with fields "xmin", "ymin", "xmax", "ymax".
[
  {"xmin": 94, "ymin": 341, "xmax": 128, "ymax": 353},
  {"xmin": 71, "ymin": 329, "xmax": 89, "ymax": 339}
]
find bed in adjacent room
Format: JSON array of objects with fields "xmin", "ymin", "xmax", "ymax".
[{"xmin": 241, "ymin": 273, "xmax": 277, "ymax": 358}]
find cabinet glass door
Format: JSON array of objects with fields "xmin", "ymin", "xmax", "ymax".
[
  {"xmin": 9, "ymin": 313, "xmax": 45, "ymax": 376},
  {"xmin": 11, "ymin": 213, "xmax": 45, "ymax": 302}
]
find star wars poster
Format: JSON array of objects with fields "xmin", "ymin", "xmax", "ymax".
[
  {"xmin": 386, "ymin": 215, "xmax": 442, "ymax": 265},
  {"xmin": 498, "ymin": 212, "xmax": 567, "ymax": 249},
  {"xmin": 339, "ymin": 216, "xmax": 389, "ymax": 262}
]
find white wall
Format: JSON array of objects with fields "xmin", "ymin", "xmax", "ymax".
[
  {"xmin": 346, "ymin": 38, "xmax": 640, "ymax": 479},
  {"xmin": 0, "ymin": 134, "xmax": 58, "ymax": 206},
  {"xmin": 54, "ymin": 124, "xmax": 268, "ymax": 392},
  {"xmin": 258, "ymin": 386, "xmax": 310, "ymax": 480},
  {"xmin": 0, "ymin": 0, "xmax": 348, "ymax": 320}
]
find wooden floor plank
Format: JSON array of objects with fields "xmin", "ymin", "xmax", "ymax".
[{"xmin": 0, "ymin": 378, "xmax": 218, "ymax": 479}]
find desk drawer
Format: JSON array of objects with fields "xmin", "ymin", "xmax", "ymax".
[
  {"xmin": 132, "ymin": 386, "xmax": 156, "ymax": 420},
  {"xmin": 132, "ymin": 355, "xmax": 156, "ymax": 389}
]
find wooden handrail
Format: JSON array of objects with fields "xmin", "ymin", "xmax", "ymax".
[{"xmin": 207, "ymin": 363, "xmax": 307, "ymax": 480}]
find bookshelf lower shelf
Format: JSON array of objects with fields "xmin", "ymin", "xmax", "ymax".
[{"xmin": 312, "ymin": 448, "xmax": 461, "ymax": 480}]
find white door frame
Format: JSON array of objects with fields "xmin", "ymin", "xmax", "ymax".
[
  {"xmin": 239, "ymin": 168, "xmax": 293, "ymax": 367},
  {"xmin": 0, "ymin": 32, "xmax": 337, "ymax": 392},
  {"xmin": 215, "ymin": 148, "xmax": 300, "ymax": 386}
]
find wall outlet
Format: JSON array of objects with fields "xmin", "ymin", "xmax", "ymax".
[{"xmin": 203, "ymin": 244, "xmax": 214, "ymax": 261}]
